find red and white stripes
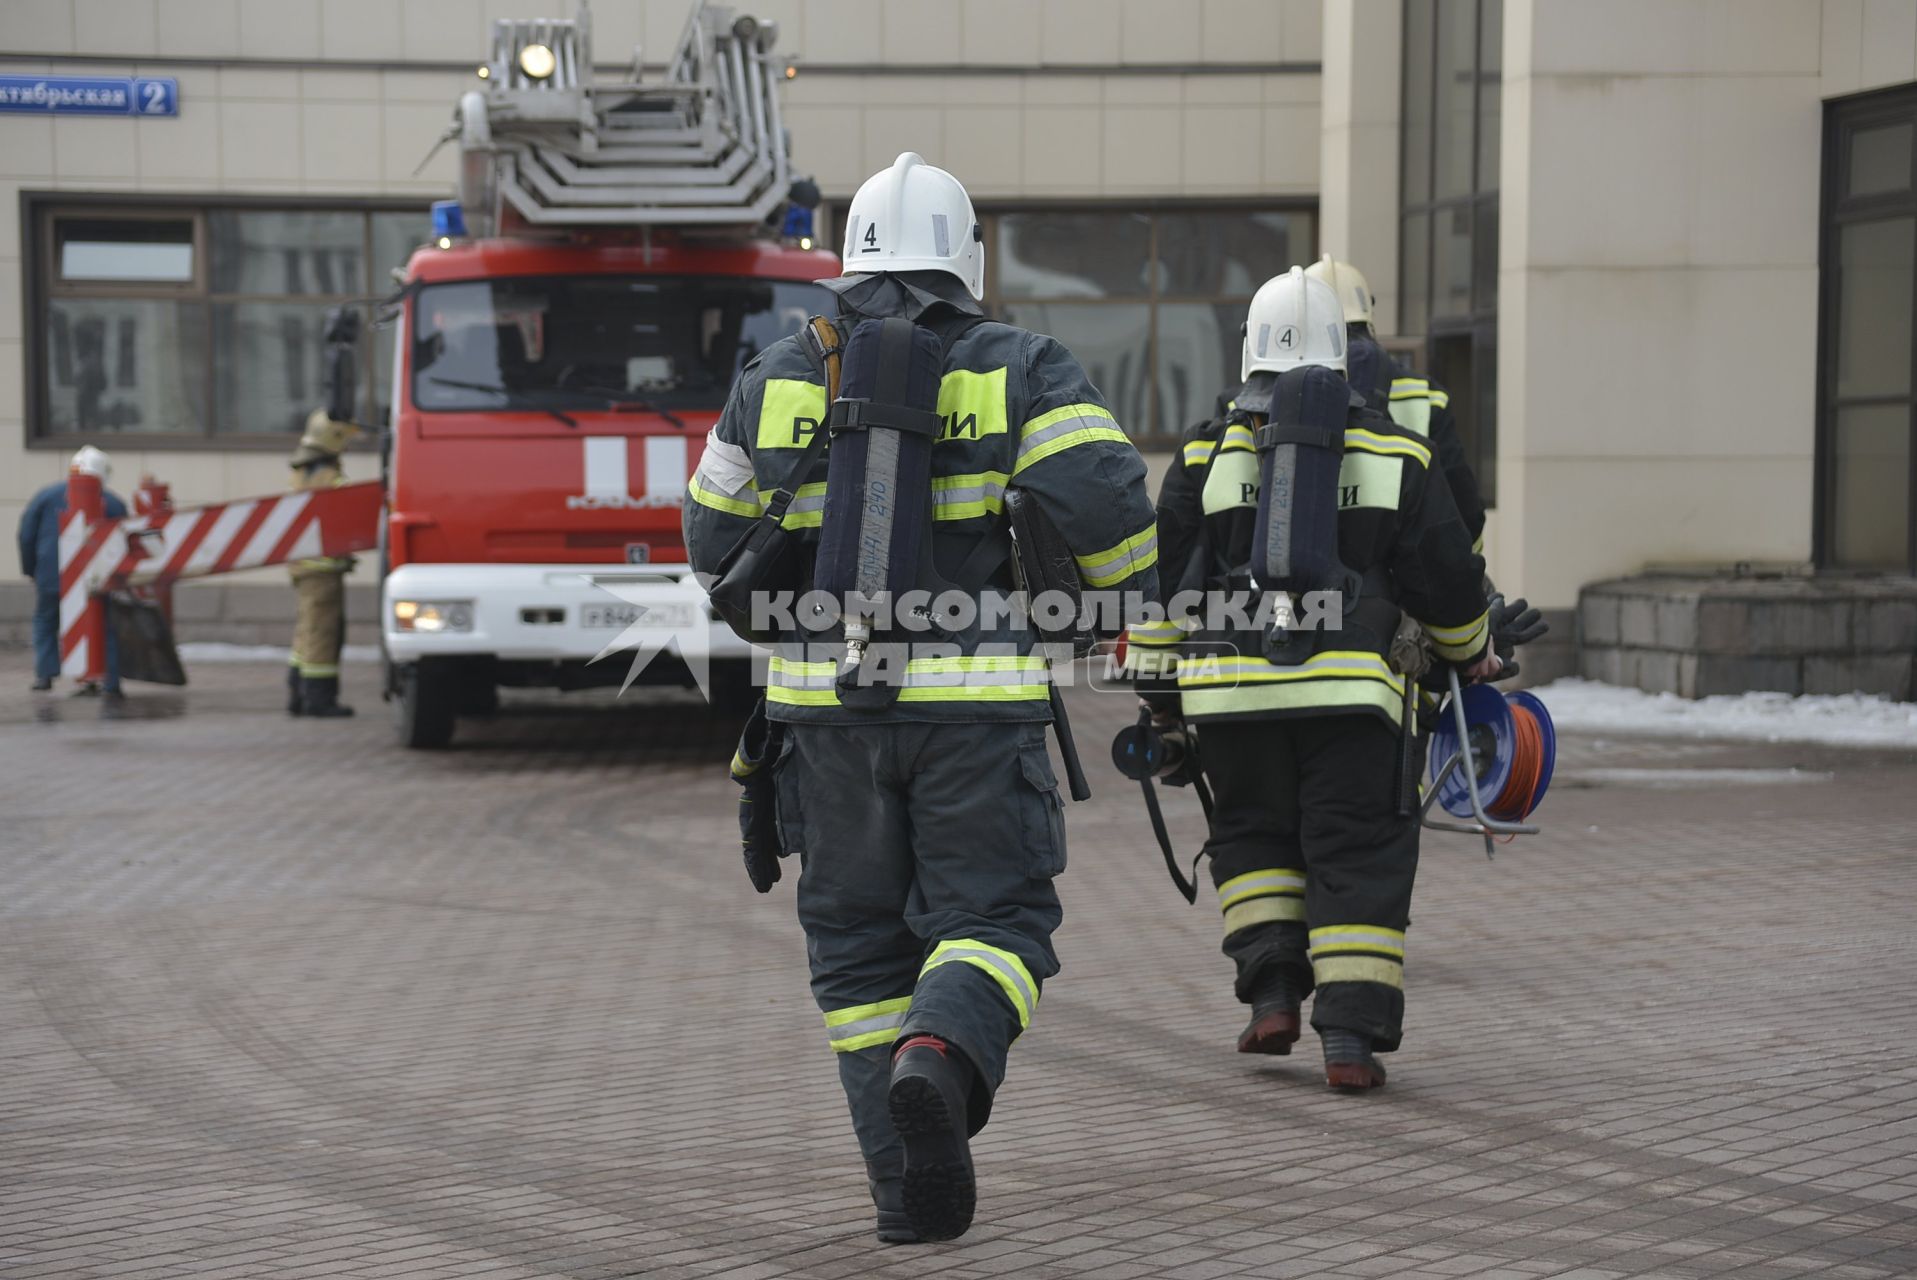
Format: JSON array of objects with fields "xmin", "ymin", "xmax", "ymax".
[{"xmin": 57, "ymin": 481, "xmax": 383, "ymax": 677}]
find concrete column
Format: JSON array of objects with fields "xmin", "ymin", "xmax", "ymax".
[
  {"xmin": 1497, "ymin": 0, "xmax": 1824, "ymax": 608},
  {"xmin": 1319, "ymin": 0, "xmax": 1403, "ymax": 333}
]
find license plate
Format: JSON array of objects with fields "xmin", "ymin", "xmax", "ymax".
[{"xmin": 580, "ymin": 603, "xmax": 694, "ymax": 629}]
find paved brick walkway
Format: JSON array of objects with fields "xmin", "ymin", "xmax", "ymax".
[{"xmin": 3, "ymin": 654, "xmax": 1915, "ymax": 1279}]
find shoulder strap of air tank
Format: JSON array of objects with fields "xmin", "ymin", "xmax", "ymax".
[
  {"xmin": 760, "ymin": 318, "xmax": 847, "ymax": 518},
  {"xmin": 803, "ymin": 315, "xmax": 845, "ymax": 402}
]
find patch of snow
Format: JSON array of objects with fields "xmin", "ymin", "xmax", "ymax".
[
  {"xmin": 1530, "ymin": 678, "xmax": 1917, "ymax": 749},
  {"xmin": 176, "ymin": 643, "xmax": 380, "ymax": 664}
]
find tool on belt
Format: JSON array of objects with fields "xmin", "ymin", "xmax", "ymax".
[{"xmin": 1111, "ymin": 705, "xmax": 1214, "ymax": 902}]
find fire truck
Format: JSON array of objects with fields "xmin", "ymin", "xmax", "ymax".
[{"xmin": 379, "ymin": 1, "xmax": 836, "ymax": 747}]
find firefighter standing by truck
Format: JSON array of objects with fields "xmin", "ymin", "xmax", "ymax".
[
  {"xmin": 685, "ymin": 153, "xmax": 1158, "ymax": 1244},
  {"xmin": 287, "ymin": 410, "xmax": 359, "ymax": 718},
  {"xmin": 1130, "ymin": 268, "xmax": 1496, "ymax": 1091}
]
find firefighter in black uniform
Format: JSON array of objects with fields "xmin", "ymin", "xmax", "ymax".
[
  {"xmin": 1306, "ymin": 254, "xmax": 1487, "ymax": 554},
  {"xmin": 1127, "ymin": 267, "xmax": 1497, "ymax": 1090},
  {"xmin": 686, "ymin": 154, "xmax": 1157, "ymax": 1240}
]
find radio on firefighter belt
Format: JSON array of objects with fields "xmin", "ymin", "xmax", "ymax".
[
  {"xmin": 1423, "ymin": 666, "xmax": 1556, "ymax": 858},
  {"xmin": 1239, "ymin": 364, "xmax": 1364, "ymax": 663}
]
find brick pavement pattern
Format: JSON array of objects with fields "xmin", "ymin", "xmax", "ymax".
[{"xmin": 2, "ymin": 655, "xmax": 1915, "ymax": 1279}]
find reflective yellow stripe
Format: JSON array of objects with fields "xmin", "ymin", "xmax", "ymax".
[
  {"xmin": 1126, "ymin": 620, "xmax": 1187, "ymax": 646},
  {"xmin": 921, "ymin": 939, "xmax": 1038, "ymax": 1029},
  {"xmin": 1014, "ymin": 403, "xmax": 1127, "ymax": 473},
  {"xmin": 1309, "ymin": 924, "xmax": 1406, "ymax": 957},
  {"xmin": 767, "ymin": 652, "xmax": 1053, "ymax": 707},
  {"xmin": 1181, "ymin": 676, "xmax": 1404, "ymax": 721},
  {"xmin": 897, "ymin": 683, "xmax": 1049, "ymax": 703},
  {"xmin": 823, "ymin": 996, "xmax": 914, "ymax": 1053},
  {"xmin": 1422, "ymin": 609, "xmax": 1490, "ymax": 662},
  {"xmin": 1218, "ymin": 868, "xmax": 1307, "ymax": 911},
  {"xmin": 936, "ymin": 368, "xmax": 1009, "ymax": 441},
  {"xmin": 1472, "ymin": 532, "xmax": 1485, "ymax": 555},
  {"xmin": 1220, "ymin": 422, "xmax": 1256, "ymax": 453},
  {"xmin": 1224, "ymin": 897, "xmax": 1307, "ymax": 933},
  {"xmin": 1345, "ymin": 427, "xmax": 1431, "ymax": 467},
  {"xmin": 1310, "ymin": 924, "xmax": 1406, "ymax": 988},
  {"xmin": 1428, "ymin": 389, "xmax": 1449, "ymax": 409},
  {"xmin": 1389, "ymin": 378, "xmax": 1429, "ymax": 400},
  {"xmin": 931, "ymin": 470, "xmax": 1010, "ymax": 521},
  {"xmin": 1183, "ymin": 439, "xmax": 1217, "ymax": 466},
  {"xmin": 767, "ymin": 686, "xmax": 840, "ymax": 706},
  {"xmin": 1075, "ymin": 524, "xmax": 1159, "ymax": 588},
  {"xmin": 297, "ymin": 662, "xmax": 339, "ymax": 677},
  {"xmin": 755, "ymin": 378, "xmax": 828, "ymax": 451},
  {"xmin": 688, "ymin": 474, "xmax": 762, "ymax": 518},
  {"xmin": 1313, "ymin": 955, "xmax": 1404, "ymax": 987},
  {"xmin": 1179, "ymin": 650, "xmax": 1404, "ymax": 695}
]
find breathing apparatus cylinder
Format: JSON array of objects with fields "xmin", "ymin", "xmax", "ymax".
[
  {"xmin": 813, "ymin": 316, "xmax": 945, "ymax": 667},
  {"xmin": 1345, "ymin": 333, "xmax": 1392, "ymax": 411},
  {"xmin": 1246, "ymin": 364, "xmax": 1359, "ymax": 663}
]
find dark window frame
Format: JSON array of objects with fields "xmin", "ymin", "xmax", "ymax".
[
  {"xmin": 1814, "ymin": 84, "xmax": 1917, "ymax": 573},
  {"xmin": 978, "ymin": 201, "xmax": 1316, "ymax": 448},
  {"xmin": 821, "ymin": 198, "xmax": 1318, "ymax": 449},
  {"xmin": 22, "ymin": 191, "xmax": 428, "ymax": 451},
  {"xmin": 1399, "ymin": 0, "xmax": 1501, "ymax": 506}
]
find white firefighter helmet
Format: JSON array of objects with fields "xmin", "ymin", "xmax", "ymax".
[
  {"xmin": 298, "ymin": 410, "xmax": 360, "ymax": 459},
  {"xmin": 1304, "ymin": 254, "xmax": 1375, "ymax": 327},
  {"xmin": 840, "ymin": 152, "xmax": 985, "ymax": 301},
  {"xmin": 1242, "ymin": 267, "xmax": 1347, "ymax": 379},
  {"xmin": 69, "ymin": 445, "xmax": 112, "ymax": 481}
]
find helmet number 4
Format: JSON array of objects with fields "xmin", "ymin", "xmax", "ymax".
[
  {"xmin": 1275, "ymin": 326, "xmax": 1299, "ymax": 351},
  {"xmin": 860, "ymin": 221, "xmax": 881, "ymax": 254}
]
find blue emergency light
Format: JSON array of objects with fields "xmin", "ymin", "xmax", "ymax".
[
  {"xmin": 431, "ymin": 200, "xmax": 468, "ymax": 240},
  {"xmin": 782, "ymin": 204, "xmax": 813, "ymax": 241}
]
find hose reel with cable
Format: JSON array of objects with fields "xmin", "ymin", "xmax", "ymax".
[{"xmin": 1423, "ymin": 667, "xmax": 1556, "ymax": 857}]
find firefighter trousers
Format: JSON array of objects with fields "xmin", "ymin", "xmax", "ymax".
[
  {"xmin": 1199, "ymin": 715, "xmax": 1419, "ymax": 1051},
  {"xmin": 289, "ymin": 570, "xmax": 346, "ymax": 677},
  {"xmin": 774, "ymin": 719, "xmax": 1065, "ymax": 1187}
]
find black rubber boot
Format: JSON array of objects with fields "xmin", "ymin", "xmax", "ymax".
[
  {"xmin": 302, "ymin": 675, "xmax": 355, "ymax": 718},
  {"xmin": 887, "ymin": 1035, "xmax": 976, "ymax": 1242},
  {"xmin": 287, "ymin": 667, "xmax": 305, "ymax": 716},
  {"xmin": 1321, "ymin": 1028, "xmax": 1387, "ymax": 1091},
  {"xmin": 1237, "ymin": 975, "xmax": 1302, "ymax": 1056},
  {"xmin": 871, "ymin": 1176, "xmax": 919, "ymax": 1245},
  {"xmin": 30, "ymin": 675, "xmax": 53, "ymax": 692}
]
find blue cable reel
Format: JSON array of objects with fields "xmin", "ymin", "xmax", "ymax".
[{"xmin": 1422, "ymin": 667, "xmax": 1556, "ymax": 857}]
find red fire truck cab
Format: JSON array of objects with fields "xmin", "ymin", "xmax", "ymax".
[{"xmin": 380, "ymin": 235, "xmax": 836, "ymax": 746}]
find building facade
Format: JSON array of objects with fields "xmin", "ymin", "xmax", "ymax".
[{"xmin": 4, "ymin": 0, "xmax": 1915, "ymax": 685}]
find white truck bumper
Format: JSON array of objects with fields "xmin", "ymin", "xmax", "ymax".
[{"xmin": 381, "ymin": 562, "xmax": 754, "ymax": 663}]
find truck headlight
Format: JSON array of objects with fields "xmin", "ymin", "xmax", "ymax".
[{"xmin": 392, "ymin": 599, "xmax": 474, "ymax": 633}]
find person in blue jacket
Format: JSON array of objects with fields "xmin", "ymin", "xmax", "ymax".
[{"xmin": 17, "ymin": 446, "xmax": 125, "ymax": 695}]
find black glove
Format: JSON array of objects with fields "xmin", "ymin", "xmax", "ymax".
[
  {"xmin": 1488, "ymin": 595, "xmax": 1548, "ymax": 682},
  {"xmin": 731, "ymin": 700, "xmax": 788, "ymax": 893}
]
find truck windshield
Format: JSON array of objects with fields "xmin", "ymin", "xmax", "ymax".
[{"xmin": 410, "ymin": 275, "xmax": 832, "ymax": 413}]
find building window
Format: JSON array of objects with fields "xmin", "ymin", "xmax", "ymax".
[
  {"xmin": 814, "ymin": 204, "xmax": 1306, "ymax": 445},
  {"xmin": 1400, "ymin": 0, "xmax": 1500, "ymax": 504},
  {"xmin": 1818, "ymin": 88, "xmax": 1917, "ymax": 572},
  {"xmin": 983, "ymin": 207, "xmax": 1314, "ymax": 444},
  {"xmin": 28, "ymin": 198, "xmax": 428, "ymax": 444}
]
